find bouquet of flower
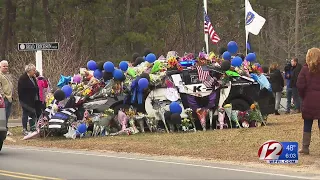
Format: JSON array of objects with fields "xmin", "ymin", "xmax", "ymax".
[
  {"xmin": 135, "ymin": 61, "xmax": 150, "ymax": 75},
  {"xmin": 185, "ymin": 108, "xmax": 196, "ymax": 132},
  {"xmin": 196, "ymin": 108, "xmax": 209, "ymax": 131},
  {"xmin": 117, "ymin": 110, "xmax": 129, "ymax": 131},
  {"xmin": 167, "ymin": 57, "xmax": 183, "ymax": 71},
  {"xmin": 238, "ymin": 111, "xmax": 250, "ymax": 128},
  {"xmin": 145, "ymin": 115, "xmax": 158, "ymax": 132},
  {"xmin": 248, "ymin": 103, "xmax": 264, "ymax": 127},
  {"xmin": 217, "ymin": 107, "xmax": 226, "ymax": 129},
  {"xmin": 125, "ymin": 106, "xmax": 139, "ymax": 134},
  {"xmin": 231, "ymin": 110, "xmax": 241, "ymax": 128},
  {"xmin": 223, "ymin": 104, "xmax": 233, "ymax": 128},
  {"xmin": 149, "ymin": 72, "xmax": 166, "ymax": 87},
  {"xmin": 251, "ymin": 63, "xmax": 263, "ymax": 74},
  {"xmin": 136, "ymin": 112, "xmax": 146, "ymax": 133},
  {"xmin": 181, "ymin": 118, "xmax": 192, "ymax": 132},
  {"xmin": 110, "ymin": 81, "xmax": 122, "ymax": 96},
  {"xmin": 181, "ymin": 53, "xmax": 195, "ymax": 61}
]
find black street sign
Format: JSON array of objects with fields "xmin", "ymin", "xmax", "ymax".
[{"xmin": 18, "ymin": 42, "xmax": 59, "ymax": 51}]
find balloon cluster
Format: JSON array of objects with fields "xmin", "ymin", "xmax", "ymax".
[
  {"xmin": 167, "ymin": 102, "xmax": 183, "ymax": 125},
  {"xmin": 53, "ymin": 84, "xmax": 73, "ymax": 102},
  {"xmin": 86, "ymin": 60, "xmax": 129, "ymax": 82},
  {"xmin": 220, "ymin": 41, "xmax": 257, "ymax": 71}
]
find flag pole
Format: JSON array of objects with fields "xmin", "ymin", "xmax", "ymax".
[
  {"xmin": 203, "ymin": 0, "xmax": 209, "ymax": 54},
  {"xmin": 245, "ymin": 0, "xmax": 248, "ymax": 55},
  {"xmin": 246, "ymin": 30, "xmax": 248, "ymax": 55}
]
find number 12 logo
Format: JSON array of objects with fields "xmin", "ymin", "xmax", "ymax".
[{"xmin": 258, "ymin": 140, "xmax": 283, "ymax": 160}]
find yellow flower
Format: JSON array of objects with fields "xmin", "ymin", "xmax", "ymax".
[{"xmin": 83, "ymin": 89, "xmax": 91, "ymax": 96}]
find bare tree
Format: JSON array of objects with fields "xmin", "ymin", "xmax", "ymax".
[
  {"xmin": 294, "ymin": 0, "xmax": 300, "ymax": 57},
  {"xmin": 42, "ymin": 0, "xmax": 52, "ymax": 41},
  {"xmin": 0, "ymin": 0, "xmax": 12, "ymax": 59}
]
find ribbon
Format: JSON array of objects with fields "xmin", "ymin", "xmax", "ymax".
[
  {"xmin": 130, "ymin": 80, "xmax": 138, "ymax": 103},
  {"xmin": 137, "ymin": 88, "xmax": 143, "ymax": 104}
]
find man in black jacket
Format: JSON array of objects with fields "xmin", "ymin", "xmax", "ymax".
[{"xmin": 290, "ymin": 58, "xmax": 302, "ymax": 113}]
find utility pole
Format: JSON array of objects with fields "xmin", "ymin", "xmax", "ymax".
[{"xmin": 294, "ymin": 0, "xmax": 300, "ymax": 58}]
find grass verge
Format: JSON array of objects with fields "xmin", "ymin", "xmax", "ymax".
[{"xmin": 4, "ymin": 114, "xmax": 320, "ymax": 171}]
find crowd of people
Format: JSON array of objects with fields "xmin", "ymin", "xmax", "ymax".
[
  {"xmin": 0, "ymin": 62, "xmax": 49, "ymax": 136},
  {"xmin": 0, "ymin": 47, "xmax": 320, "ymax": 154},
  {"xmin": 265, "ymin": 58, "xmax": 302, "ymax": 116},
  {"xmin": 267, "ymin": 48, "xmax": 320, "ymax": 155}
]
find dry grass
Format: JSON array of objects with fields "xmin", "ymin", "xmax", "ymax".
[{"xmin": 4, "ymin": 114, "xmax": 320, "ymax": 172}]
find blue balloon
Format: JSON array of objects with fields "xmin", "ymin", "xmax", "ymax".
[
  {"xmin": 231, "ymin": 56, "xmax": 243, "ymax": 67},
  {"xmin": 61, "ymin": 85, "xmax": 73, "ymax": 98},
  {"xmin": 138, "ymin": 78, "xmax": 149, "ymax": 90},
  {"xmin": 113, "ymin": 69, "xmax": 124, "ymax": 80},
  {"xmin": 227, "ymin": 41, "xmax": 238, "ymax": 54},
  {"xmin": 103, "ymin": 61, "xmax": 115, "ymax": 72},
  {"xmin": 87, "ymin": 60, "xmax": 97, "ymax": 70},
  {"xmin": 93, "ymin": 69, "xmax": 103, "ymax": 79},
  {"xmin": 222, "ymin": 51, "xmax": 232, "ymax": 61},
  {"xmin": 145, "ymin": 53, "xmax": 157, "ymax": 63},
  {"xmin": 119, "ymin": 61, "xmax": 129, "ymax": 71},
  {"xmin": 169, "ymin": 102, "xmax": 182, "ymax": 114},
  {"xmin": 246, "ymin": 53, "xmax": 256, "ymax": 62},
  {"xmin": 77, "ymin": 123, "xmax": 87, "ymax": 134}
]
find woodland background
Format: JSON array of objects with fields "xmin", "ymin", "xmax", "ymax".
[{"xmin": 0, "ymin": 0, "xmax": 319, "ymax": 117}]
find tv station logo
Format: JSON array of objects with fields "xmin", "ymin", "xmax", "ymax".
[{"xmin": 258, "ymin": 140, "xmax": 298, "ymax": 164}]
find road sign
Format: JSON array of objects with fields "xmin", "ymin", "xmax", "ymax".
[
  {"xmin": 18, "ymin": 42, "xmax": 59, "ymax": 51},
  {"xmin": 17, "ymin": 42, "xmax": 59, "ymax": 76}
]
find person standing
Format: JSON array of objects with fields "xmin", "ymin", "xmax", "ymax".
[
  {"xmin": 35, "ymin": 71, "xmax": 48, "ymax": 113},
  {"xmin": 0, "ymin": 60, "xmax": 13, "ymax": 134},
  {"xmin": 296, "ymin": 48, "xmax": 320, "ymax": 155},
  {"xmin": 290, "ymin": 58, "xmax": 302, "ymax": 113},
  {"xmin": 269, "ymin": 63, "xmax": 284, "ymax": 115},
  {"xmin": 18, "ymin": 64, "xmax": 41, "ymax": 135},
  {"xmin": 284, "ymin": 62, "xmax": 293, "ymax": 114}
]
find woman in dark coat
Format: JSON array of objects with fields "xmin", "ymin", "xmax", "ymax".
[
  {"xmin": 269, "ymin": 63, "xmax": 284, "ymax": 115},
  {"xmin": 296, "ymin": 48, "xmax": 320, "ymax": 155},
  {"xmin": 18, "ymin": 64, "xmax": 41, "ymax": 135}
]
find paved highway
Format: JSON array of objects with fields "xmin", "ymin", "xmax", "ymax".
[{"xmin": 0, "ymin": 146, "xmax": 317, "ymax": 180}]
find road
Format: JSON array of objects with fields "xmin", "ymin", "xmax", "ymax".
[{"xmin": 0, "ymin": 146, "xmax": 318, "ymax": 180}]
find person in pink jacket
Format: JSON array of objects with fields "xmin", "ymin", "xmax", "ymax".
[{"xmin": 35, "ymin": 71, "xmax": 48, "ymax": 112}]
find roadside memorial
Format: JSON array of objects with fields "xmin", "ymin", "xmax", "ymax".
[{"xmin": 23, "ymin": 41, "xmax": 275, "ymax": 140}]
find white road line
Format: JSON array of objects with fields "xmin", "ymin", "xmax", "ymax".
[{"xmin": 5, "ymin": 146, "xmax": 314, "ymax": 180}]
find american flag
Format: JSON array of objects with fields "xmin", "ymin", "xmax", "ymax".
[
  {"xmin": 196, "ymin": 66, "xmax": 216, "ymax": 88},
  {"xmin": 204, "ymin": 10, "xmax": 220, "ymax": 44}
]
